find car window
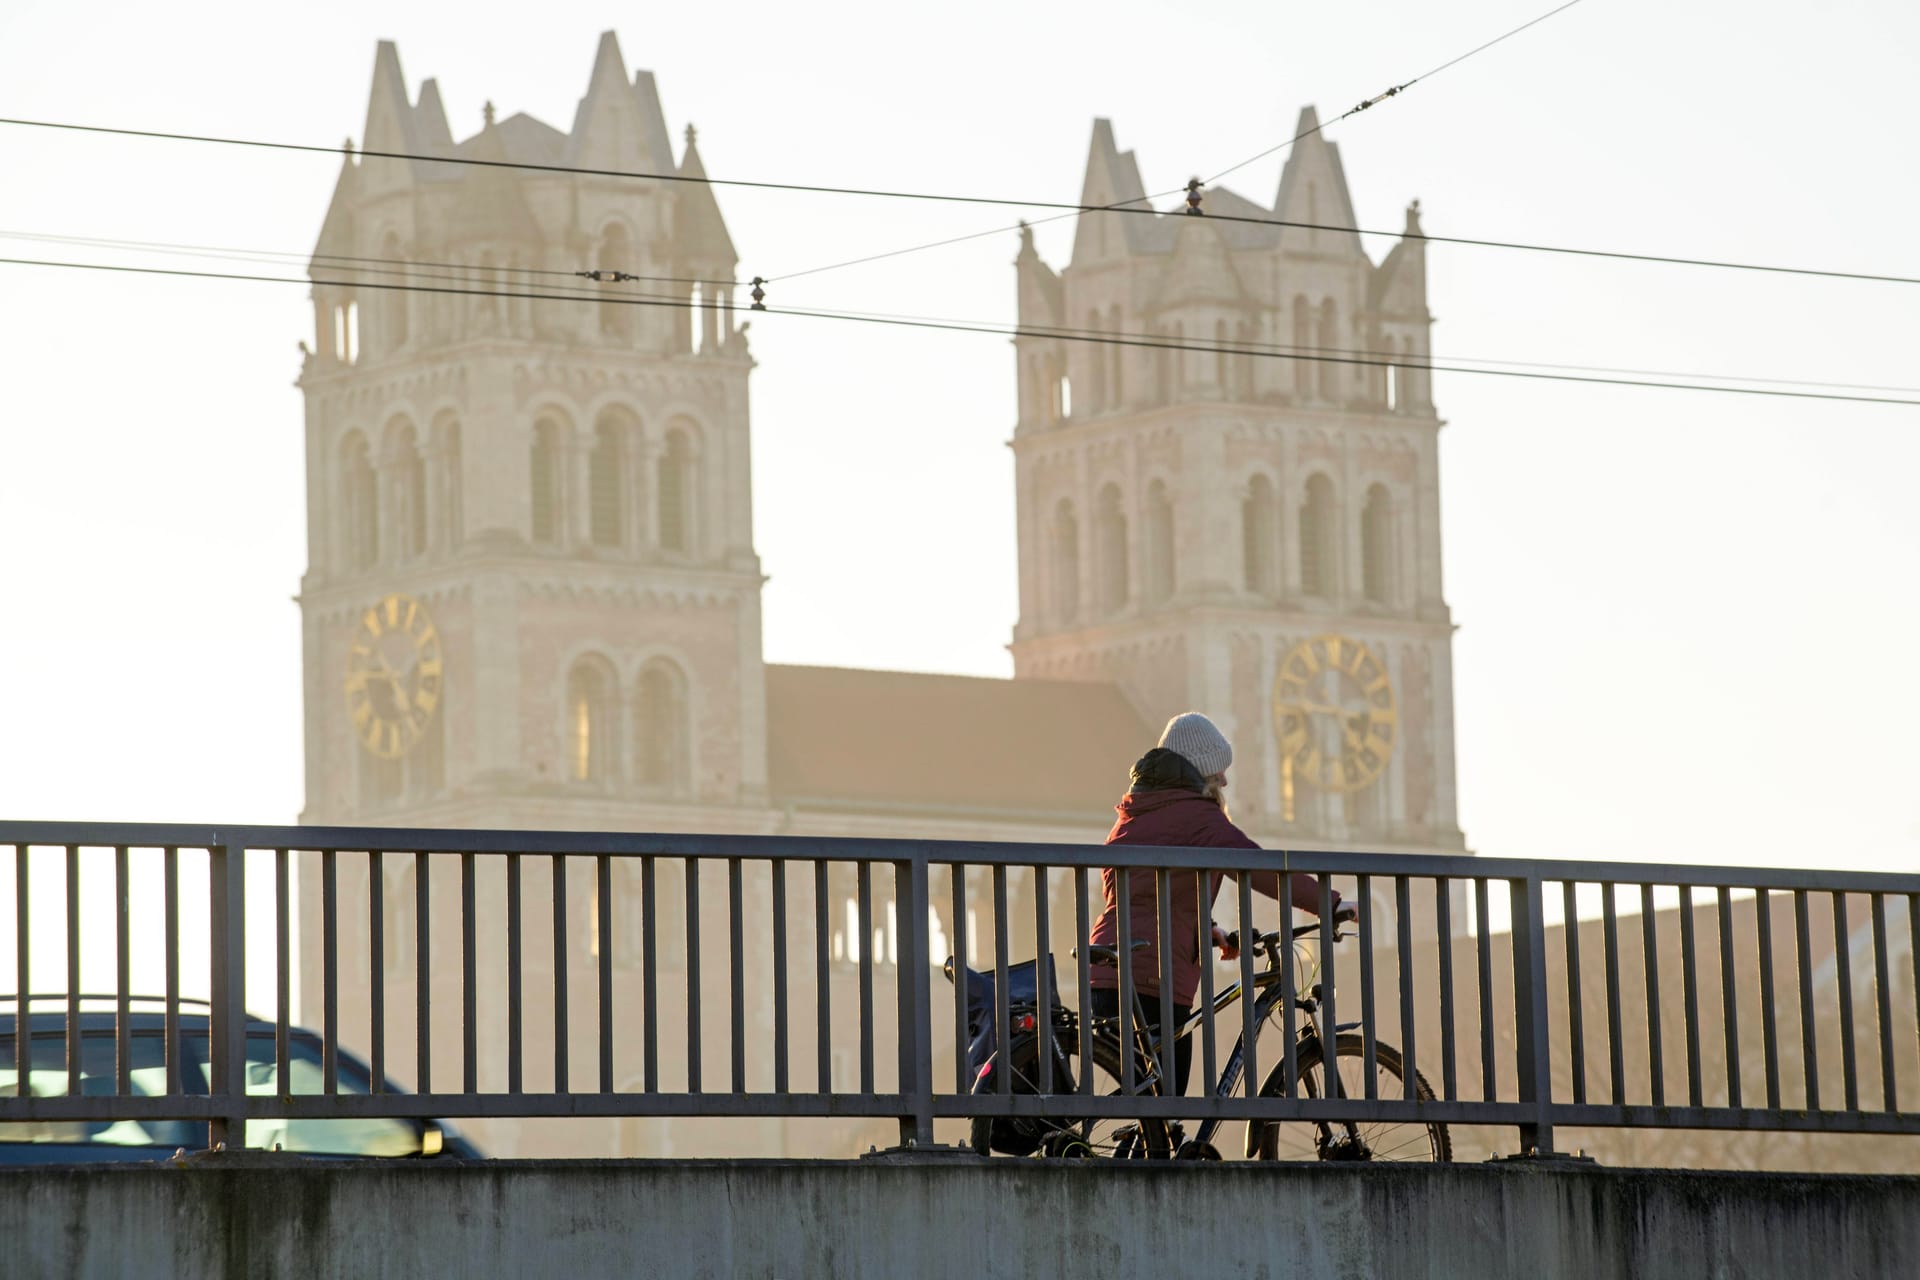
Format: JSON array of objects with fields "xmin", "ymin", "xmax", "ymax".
[
  {"xmin": 240, "ymin": 1033, "xmax": 422, "ymax": 1157},
  {"xmin": 0, "ymin": 1032, "xmax": 204, "ymax": 1148}
]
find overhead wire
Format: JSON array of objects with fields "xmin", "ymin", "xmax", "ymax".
[
  {"xmin": 5, "ymin": 227, "xmax": 1911, "ymax": 397},
  {"xmin": 4, "ymin": 253, "xmax": 1916, "ymax": 408}
]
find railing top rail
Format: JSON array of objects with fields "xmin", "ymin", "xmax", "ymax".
[{"xmin": 0, "ymin": 820, "xmax": 1914, "ymax": 895}]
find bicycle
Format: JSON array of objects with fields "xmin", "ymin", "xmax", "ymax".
[{"xmin": 956, "ymin": 907, "xmax": 1451, "ymax": 1162}]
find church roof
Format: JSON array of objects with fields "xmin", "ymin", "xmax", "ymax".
[{"xmin": 765, "ymin": 665, "xmax": 1155, "ymax": 821}]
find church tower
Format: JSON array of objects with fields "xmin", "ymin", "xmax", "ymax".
[
  {"xmin": 1010, "ymin": 113, "xmax": 1464, "ymax": 853},
  {"xmin": 297, "ymin": 34, "xmax": 767, "ymax": 834}
]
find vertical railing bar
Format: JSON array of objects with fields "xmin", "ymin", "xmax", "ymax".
[
  {"xmin": 552, "ymin": 854, "xmax": 570, "ymax": 1096},
  {"xmin": 278, "ymin": 848, "xmax": 293, "ymax": 1095},
  {"xmin": 416, "ymin": 851, "xmax": 431, "ymax": 1095},
  {"xmin": 993, "ymin": 864, "xmax": 1011, "ymax": 1097},
  {"xmin": 1320, "ymin": 875, "xmax": 1338, "ymax": 1098},
  {"xmin": 1034, "ymin": 865, "xmax": 1054, "ymax": 1095},
  {"xmin": 1794, "ymin": 889, "xmax": 1819, "ymax": 1110},
  {"xmin": 207, "ymin": 844, "xmax": 247, "ymax": 1149},
  {"xmin": 596, "ymin": 855, "xmax": 611, "ymax": 1094},
  {"xmin": 1833, "ymin": 892, "xmax": 1857, "ymax": 1113},
  {"xmin": 1910, "ymin": 895, "xmax": 1920, "ymax": 1115},
  {"xmin": 729, "ymin": 857, "xmax": 746, "ymax": 1095},
  {"xmin": 1434, "ymin": 877, "xmax": 1454, "ymax": 1100},
  {"xmin": 1757, "ymin": 888, "xmax": 1780, "ymax": 1110},
  {"xmin": 1115, "ymin": 866, "xmax": 1135, "ymax": 1097},
  {"xmin": 1196, "ymin": 870, "xmax": 1217, "ymax": 1097},
  {"xmin": 895, "ymin": 856, "xmax": 934, "ymax": 1146},
  {"xmin": 1717, "ymin": 886, "xmax": 1741, "ymax": 1110},
  {"xmin": 1280, "ymin": 870, "xmax": 1298, "ymax": 1101},
  {"xmin": 506, "ymin": 853, "xmax": 523, "ymax": 1097},
  {"xmin": 1679, "ymin": 883, "xmax": 1701, "ymax": 1108},
  {"xmin": 1563, "ymin": 880, "xmax": 1586, "ymax": 1106},
  {"xmin": 773, "ymin": 859, "xmax": 790, "ymax": 1097},
  {"xmin": 1871, "ymin": 893, "xmax": 1896, "ymax": 1113},
  {"xmin": 814, "ymin": 860, "xmax": 830, "ymax": 1095},
  {"xmin": 1641, "ymin": 882, "xmax": 1664, "ymax": 1108},
  {"xmin": 643, "ymin": 855, "xmax": 659, "ymax": 1093},
  {"xmin": 1358, "ymin": 874, "xmax": 1377, "ymax": 1099},
  {"xmin": 323, "ymin": 848, "xmax": 339, "ymax": 1095},
  {"xmin": 1395, "ymin": 876, "xmax": 1415, "ymax": 1102},
  {"xmin": 164, "ymin": 847, "xmax": 179, "ymax": 1095},
  {"xmin": 13, "ymin": 845, "xmax": 28, "ymax": 1099},
  {"xmin": 952, "ymin": 863, "xmax": 969, "ymax": 1093},
  {"xmin": 686, "ymin": 857, "xmax": 703, "ymax": 1094},
  {"xmin": 115, "ymin": 846, "xmax": 131, "ymax": 1095},
  {"xmin": 1238, "ymin": 868, "xmax": 1258, "ymax": 1106},
  {"xmin": 460, "ymin": 851, "xmax": 477, "ymax": 1094},
  {"xmin": 369, "ymin": 849, "xmax": 386, "ymax": 1094},
  {"xmin": 1475, "ymin": 877, "xmax": 1493, "ymax": 1103},
  {"xmin": 1602, "ymin": 882, "xmax": 1624, "ymax": 1107},
  {"xmin": 65, "ymin": 846, "xmax": 80, "ymax": 1097},
  {"xmin": 856, "ymin": 860, "xmax": 874, "ymax": 1096},
  {"xmin": 1076, "ymin": 866, "xmax": 1094, "ymax": 1098},
  {"xmin": 1156, "ymin": 867, "xmax": 1176, "ymax": 1094},
  {"xmin": 1510, "ymin": 875, "xmax": 1554, "ymax": 1153}
]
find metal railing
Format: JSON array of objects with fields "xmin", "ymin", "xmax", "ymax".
[{"xmin": 3, "ymin": 820, "xmax": 1919, "ymax": 1156}]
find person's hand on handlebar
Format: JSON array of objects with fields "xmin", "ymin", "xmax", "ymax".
[{"xmin": 1212, "ymin": 924, "xmax": 1239, "ymax": 961}]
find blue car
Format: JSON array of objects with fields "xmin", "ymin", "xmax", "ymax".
[{"xmin": 0, "ymin": 997, "xmax": 481, "ymax": 1163}]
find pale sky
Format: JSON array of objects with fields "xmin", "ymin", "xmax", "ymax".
[{"xmin": 1, "ymin": 0, "xmax": 1916, "ymax": 874}]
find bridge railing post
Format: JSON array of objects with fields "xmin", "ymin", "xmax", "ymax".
[
  {"xmin": 207, "ymin": 841, "xmax": 249, "ymax": 1150},
  {"xmin": 894, "ymin": 855, "xmax": 935, "ymax": 1147},
  {"xmin": 1509, "ymin": 873, "xmax": 1554, "ymax": 1154}
]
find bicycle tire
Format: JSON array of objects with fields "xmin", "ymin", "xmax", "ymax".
[
  {"xmin": 1246, "ymin": 1033, "xmax": 1452, "ymax": 1163},
  {"xmin": 970, "ymin": 1031, "xmax": 1174, "ymax": 1159}
]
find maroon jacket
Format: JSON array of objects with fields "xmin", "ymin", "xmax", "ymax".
[{"xmin": 1088, "ymin": 785, "xmax": 1323, "ymax": 1008}]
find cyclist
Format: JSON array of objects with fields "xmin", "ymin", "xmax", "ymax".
[{"xmin": 1087, "ymin": 711, "xmax": 1332, "ymax": 1095}]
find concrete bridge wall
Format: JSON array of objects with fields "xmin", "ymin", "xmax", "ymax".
[{"xmin": 5, "ymin": 1157, "xmax": 1917, "ymax": 1279}]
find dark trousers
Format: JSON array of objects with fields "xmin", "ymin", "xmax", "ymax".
[{"xmin": 1089, "ymin": 987, "xmax": 1194, "ymax": 1096}]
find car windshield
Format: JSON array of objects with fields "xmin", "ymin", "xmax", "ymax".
[{"xmin": 1, "ymin": 1027, "xmax": 426, "ymax": 1156}]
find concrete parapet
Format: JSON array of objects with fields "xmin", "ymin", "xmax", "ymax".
[{"xmin": 4, "ymin": 1155, "xmax": 1916, "ymax": 1278}]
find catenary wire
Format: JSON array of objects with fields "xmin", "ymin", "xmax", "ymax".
[
  {"xmin": 4, "ymin": 253, "xmax": 1916, "ymax": 408},
  {"xmin": 4, "ymin": 227, "xmax": 1909, "ymax": 397}
]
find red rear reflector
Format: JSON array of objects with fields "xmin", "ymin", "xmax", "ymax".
[{"xmin": 1016, "ymin": 1013, "xmax": 1035, "ymax": 1031}]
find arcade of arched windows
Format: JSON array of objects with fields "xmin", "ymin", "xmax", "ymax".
[
  {"xmin": 336, "ymin": 414, "xmax": 467, "ymax": 576},
  {"xmin": 563, "ymin": 652, "xmax": 696, "ymax": 798},
  {"xmin": 519, "ymin": 407, "xmax": 705, "ymax": 560}
]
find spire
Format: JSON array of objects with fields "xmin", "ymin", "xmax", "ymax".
[
  {"xmin": 413, "ymin": 78, "xmax": 453, "ymax": 150},
  {"xmin": 1273, "ymin": 105, "xmax": 1366, "ymax": 261},
  {"xmin": 629, "ymin": 70, "xmax": 677, "ymax": 173},
  {"xmin": 359, "ymin": 41, "xmax": 420, "ymax": 192},
  {"xmin": 1071, "ymin": 119, "xmax": 1155, "ymax": 266},
  {"xmin": 567, "ymin": 31, "xmax": 649, "ymax": 170},
  {"xmin": 675, "ymin": 125, "xmax": 738, "ymax": 268},
  {"xmin": 1369, "ymin": 200, "xmax": 1429, "ymax": 317}
]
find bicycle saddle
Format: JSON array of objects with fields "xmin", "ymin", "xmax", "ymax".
[{"xmin": 1073, "ymin": 941, "xmax": 1151, "ymax": 967}]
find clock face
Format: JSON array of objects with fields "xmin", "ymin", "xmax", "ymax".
[
  {"xmin": 1272, "ymin": 634, "xmax": 1397, "ymax": 794},
  {"xmin": 344, "ymin": 593, "xmax": 443, "ymax": 759}
]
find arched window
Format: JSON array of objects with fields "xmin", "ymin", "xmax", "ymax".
[
  {"xmin": 435, "ymin": 415, "xmax": 463, "ymax": 549},
  {"xmin": 1317, "ymin": 299, "xmax": 1339, "ymax": 399},
  {"xmin": 633, "ymin": 659, "xmax": 691, "ymax": 794},
  {"xmin": 1242, "ymin": 474, "xmax": 1277, "ymax": 596},
  {"xmin": 1094, "ymin": 483, "xmax": 1129, "ymax": 615},
  {"xmin": 530, "ymin": 415, "xmax": 565, "ymax": 546},
  {"xmin": 1051, "ymin": 499, "xmax": 1080, "ymax": 623},
  {"xmin": 658, "ymin": 425, "xmax": 695, "ymax": 554},
  {"xmin": 1214, "ymin": 319, "xmax": 1229, "ymax": 390},
  {"xmin": 1292, "ymin": 296, "xmax": 1312, "ymax": 396},
  {"xmin": 342, "ymin": 433, "xmax": 378, "ymax": 570},
  {"xmin": 1144, "ymin": 479, "xmax": 1175, "ymax": 605},
  {"xmin": 589, "ymin": 415, "xmax": 627, "ymax": 548},
  {"xmin": 567, "ymin": 658, "xmax": 618, "ymax": 785},
  {"xmin": 1299, "ymin": 473, "xmax": 1337, "ymax": 597},
  {"xmin": 598, "ymin": 223, "xmax": 634, "ymax": 340},
  {"xmin": 381, "ymin": 233, "xmax": 408, "ymax": 352},
  {"xmin": 385, "ymin": 420, "xmax": 427, "ymax": 561},
  {"xmin": 1362, "ymin": 483, "xmax": 1393, "ymax": 604},
  {"xmin": 1106, "ymin": 305, "xmax": 1124, "ymax": 408}
]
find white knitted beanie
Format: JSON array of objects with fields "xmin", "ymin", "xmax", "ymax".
[{"xmin": 1158, "ymin": 712, "xmax": 1232, "ymax": 779}]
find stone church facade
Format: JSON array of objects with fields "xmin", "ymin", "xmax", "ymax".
[{"xmin": 295, "ymin": 34, "xmax": 1462, "ymax": 1157}]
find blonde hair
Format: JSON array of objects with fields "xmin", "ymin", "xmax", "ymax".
[{"xmin": 1203, "ymin": 775, "xmax": 1231, "ymax": 823}]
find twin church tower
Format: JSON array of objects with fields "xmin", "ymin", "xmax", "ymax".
[{"xmin": 298, "ymin": 32, "xmax": 1465, "ymax": 855}]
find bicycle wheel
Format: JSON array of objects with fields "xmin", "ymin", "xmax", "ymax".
[
  {"xmin": 1245, "ymin": 1033, "xmax": 1451, "ymax": 1163},
  {"xmin": 969, "ymin": 1032, "xmax": 1174, "ymax": 1159}
]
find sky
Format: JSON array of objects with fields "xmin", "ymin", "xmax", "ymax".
[{"xmin": 1, "ymin": 0, "xmax": 1917, "ymax": 878}]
